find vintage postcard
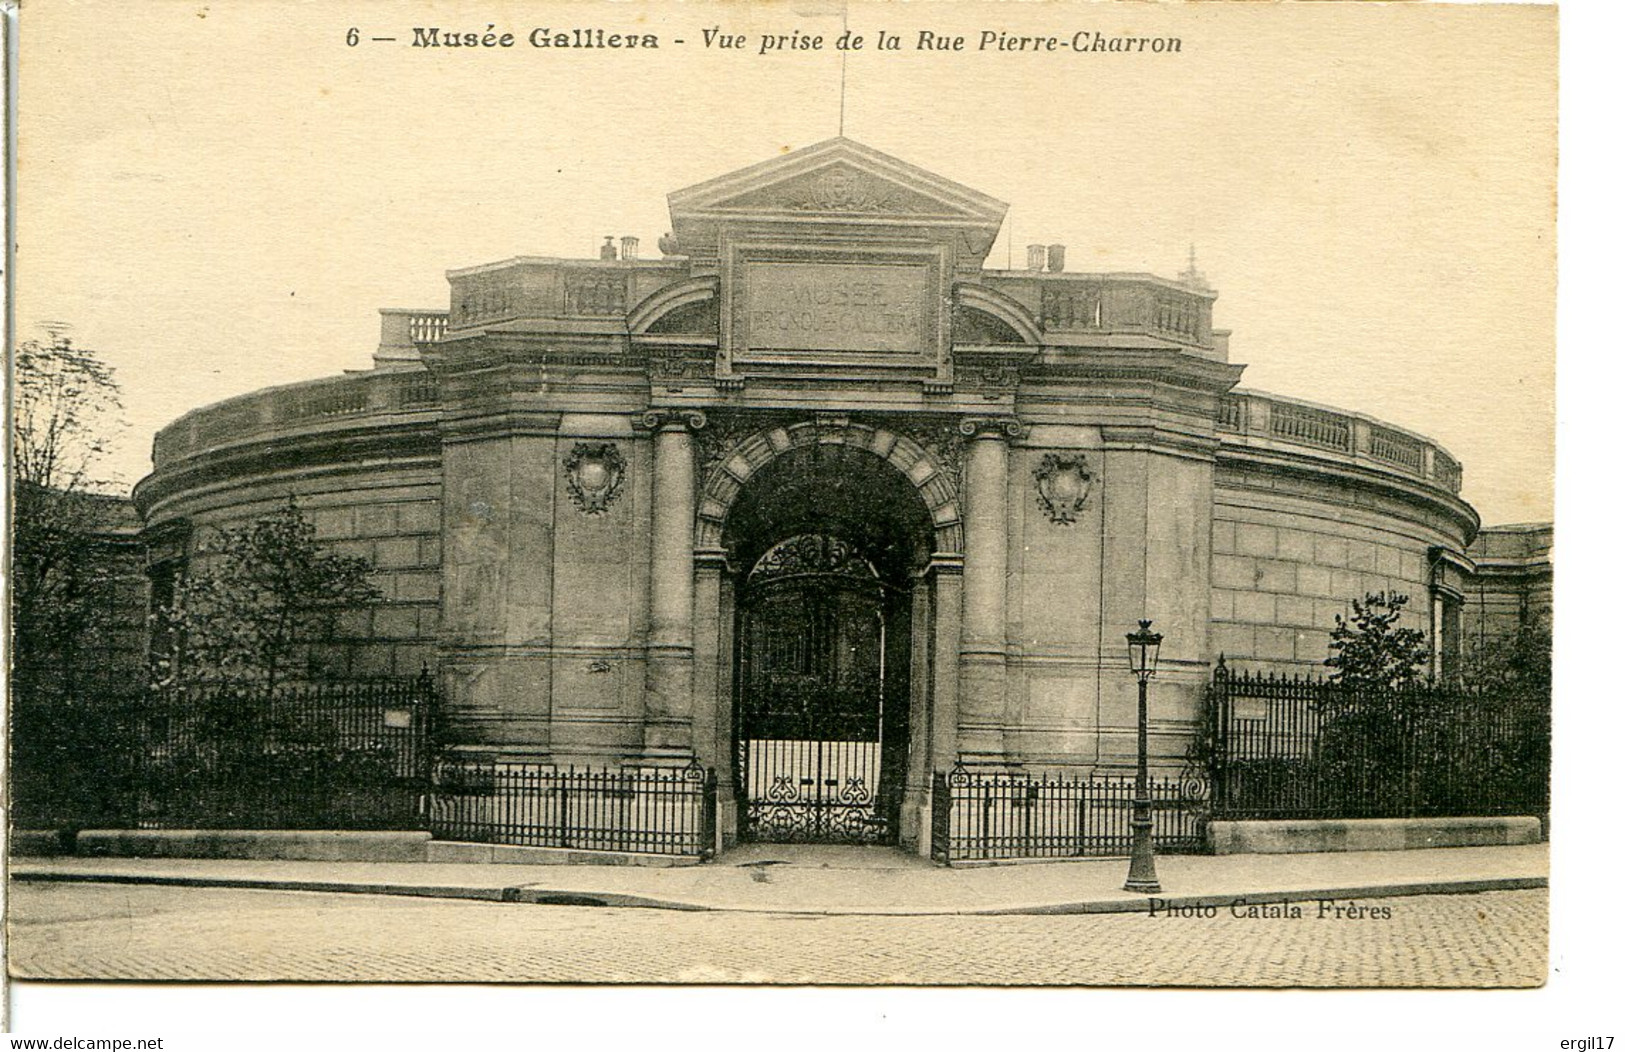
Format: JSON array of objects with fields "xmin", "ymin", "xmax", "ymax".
[{"xmin": 5, "ymin": 0, "xmax": 1568, "ymax": 1038}]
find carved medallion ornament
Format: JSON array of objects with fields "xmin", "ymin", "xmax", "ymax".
[
  {"xmin": 791, "ymin": 168, "xmax": 900, "ymax": 213},
  {"xmin": 565, "ymin": 442, "xmax": 627, "ymax": 515},
  {"xmin": 1034, "ymin": 452, "xmax": 1095, "ymax": 525}
]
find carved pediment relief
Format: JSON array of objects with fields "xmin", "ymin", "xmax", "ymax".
[
  {"xmin": 717, "ymin": 163, "xmax": 952, "ymax": 217},
  {"xmin": 669, "ymin": 137, "xmax": 1008, "ymax": 229}
]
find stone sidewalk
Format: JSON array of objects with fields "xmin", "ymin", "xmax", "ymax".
[{"xmin": 7, "ymin": 842, "xmax": 1548, "ymax": 916}]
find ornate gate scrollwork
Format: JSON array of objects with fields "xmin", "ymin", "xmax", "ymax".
[
  {"xmin": 736, "ymin": 533, "xmax": 896, "ymax": 845},
  {"xmin": 1174, "ymin": 756, "xmax": 1213, "ymax": 834}
]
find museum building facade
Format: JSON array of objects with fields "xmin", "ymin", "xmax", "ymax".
[{"xmin": 133, "ymin": 139, "xmax": 1527, "ymax": 852}]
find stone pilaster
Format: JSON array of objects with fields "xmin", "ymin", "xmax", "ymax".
[
  {"xmin": 901, "ymin": 576, "xmax": 934, "ymax": 852},
  {"xmin": 957, "ymin": 416, "xmax": 1022, "ymax": 759},
  {"xmin": 691, "ymin": 545, "xmax": 731, "ymax": 778},
  {"xmin": 920, "ymin": 554, "xmax": 964, "ymax": 855},
  {"xmin": 436, "ymin": 413, "xmax": 562, "ymax": 756},
  {"xmin": 641, "ymin": 409, "xmax": 706, "ymax": 758}
]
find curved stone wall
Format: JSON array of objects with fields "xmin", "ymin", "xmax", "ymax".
[
  {"xmin": 134, "ymin": 370, "xmax": 444, "ymax": 681},
  {"xmin": 1209, "ymin": 389, "xmax": 1477, "ymax": 675}
]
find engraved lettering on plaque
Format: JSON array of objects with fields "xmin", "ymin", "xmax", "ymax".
[{"xmin": 742, "ymin": 262, "xmax": 926, "ymax": 356}]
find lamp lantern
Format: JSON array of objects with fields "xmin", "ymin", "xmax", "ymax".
[{"xmin": 1126, "ymin": 619, "xmax": 1163, "ymax": 681}]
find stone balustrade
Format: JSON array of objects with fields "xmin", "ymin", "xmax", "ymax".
[
  {"xmin": 441, "ymin": 260, "xmax": 1216, "ymax": 348},
  {"xmin": 377, "ymin": 308, "xmax": 449, "ymax": 349},
  {"xmin": 151, "ymin": 370, "xmax": 441, "ymax": 467},
  {"xmin": 1216, "ymin": 389, "xmax": 1462, "ymax": 495},
  {"xmin": 982, "ymin": 272, "xmax": 1216, "ymax": 349},
  {"xmin": 445, "ymin": 258, "xmax": 690, "ymax": 331},
  {"xmin": 374, "ymin": 309, "xmax": 451, "ymax": 371},
  {"xmin": 409, "ymin": 311, "xmax": 447, "ymax": 344}
]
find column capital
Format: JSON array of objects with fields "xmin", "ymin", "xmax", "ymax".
[
  {"xmin": 694, "ymin": 546, "xmax": 736, "ymax": 574},
  {"xmin": 638, "ymin": 408, "xmax": 708, "ymax": 433},
  {"xmin": 958, "ymin": 415, "xmax": 1026, "ymax": 441}
]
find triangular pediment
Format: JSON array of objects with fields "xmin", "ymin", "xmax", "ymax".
[
  {"xmin": 721, "ymin": 162, "xmax": 958, "ymax": 217},
  {"xmin": 668, "ymin": 138, "xmax": 1008, "ymax": 227}
]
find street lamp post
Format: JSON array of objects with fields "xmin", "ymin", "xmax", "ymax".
[{"xmin": 1124, "ymin": 619, "xmax": 1163, "ymax": 893}]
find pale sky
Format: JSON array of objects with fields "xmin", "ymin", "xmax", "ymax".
[{"xmin": 16, "ymin": 1, "xmax": 1555, "ymax": 526}]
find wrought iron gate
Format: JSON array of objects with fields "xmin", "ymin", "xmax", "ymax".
[{"xmin": 735, "ymin": 534, "xmax": 900, "ymax": 844}]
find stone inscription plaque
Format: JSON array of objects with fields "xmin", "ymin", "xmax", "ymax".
[{"xmin": 742, "ymin": 261, "xmax": 926, "ymax": 356}]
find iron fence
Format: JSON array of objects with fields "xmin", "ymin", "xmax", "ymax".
[
  {"xmin": 1206, "ymin": 661, "xmax": 1549, "ymax": 821},
  {"xmin": 930, "ymin": 765, "xmax": 1208, "ymax": 864},
  {"xmin": 9, "ymin": 690, "xmax": 146, "ymax": 831},
  {"xmin": 15, "ymin": 675, "xmax": 729, "ymax": 856},
  {"xmin": 124, "ymin": 677, "xmax": 436, "ymax": 830},
  {"xmin": 428, "ymin": 759, "xmax": 717, "ymax": 858}
]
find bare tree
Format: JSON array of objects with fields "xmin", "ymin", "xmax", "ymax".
[
  {"xmin": 10, "ymin": 330, "xmax": 131, "ymax": 700},
  {"xmin": 12, "ymin": 328, "xmax": 123, "ymax": 494}
]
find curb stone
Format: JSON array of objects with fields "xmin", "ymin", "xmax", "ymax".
[{"xmin": 8, "ymin": 868, "xmax": 1546, "ymax": 917}]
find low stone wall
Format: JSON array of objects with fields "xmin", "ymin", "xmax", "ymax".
[
  {"xmin": 42, "ymin": 830, "xmax": 705, "ymax": 866},
  {"xmin": 424, "ymin": 841, "xmax": 699, "ymax": 867},
  {"xmin": 75, "ymin": 829, "xmax": 433, "ymax": 863},
  {"xmin": 1208, "ymin": 817, "xmax": 1543, "ymax": 855},
  {"xmin": 8, "ymin": 830, "xmax": 74, "ymax": 857}
]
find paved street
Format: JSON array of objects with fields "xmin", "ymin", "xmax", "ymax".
[{"xmin": 6, "ymin": 881, "xmax": 1546, "ymax": 986}]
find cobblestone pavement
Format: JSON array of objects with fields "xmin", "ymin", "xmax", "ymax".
[{"xmin": 6, "ymin": 882, "xmax": 1546, "ymax": 986}]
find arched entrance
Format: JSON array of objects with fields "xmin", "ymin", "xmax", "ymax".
[{"xmin": 721, "ymin": 440, "xmax": 938, "ymax": 845}]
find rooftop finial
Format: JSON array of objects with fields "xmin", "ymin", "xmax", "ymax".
[{"xmin": 1179, "ymin": 243, "xmax": 1210, "ymax": 291}]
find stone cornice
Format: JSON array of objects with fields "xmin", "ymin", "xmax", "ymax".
[
  {"xmin": 1429, "ymin": 545, "xmax": 1478, "ymax": 583},
  {"xmin": 139, "ymin": 516, "xmax": 193, "ymax": 567},
  {"xmin": 133, "ymin": 422, "xmax": 442, "ymax": 519},
  {"xmin": 1098, "ymin": 424, "xmax": 1223, "ymax": 462},
  {"xmin": 423, "ymin": 332, "xmax": 635, "ymax": 375},
  {"xmin": 1216, "ymin": 445, "xmax": 1479, "ymax": 544},
  {"xmin": 445, "ymin": 256, "xmax": 688, "ymax": 281},
  {"xmin": 438, "ymin": 409, "xmax": 565, "ymax": 445},
  {"xmin": 1468, "ymin": 561, "xmax": 1553, "ymax": 581},
  {"xmin": 1024, "ymin": 350, "xmax": 1245, "ymax": 393}
]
